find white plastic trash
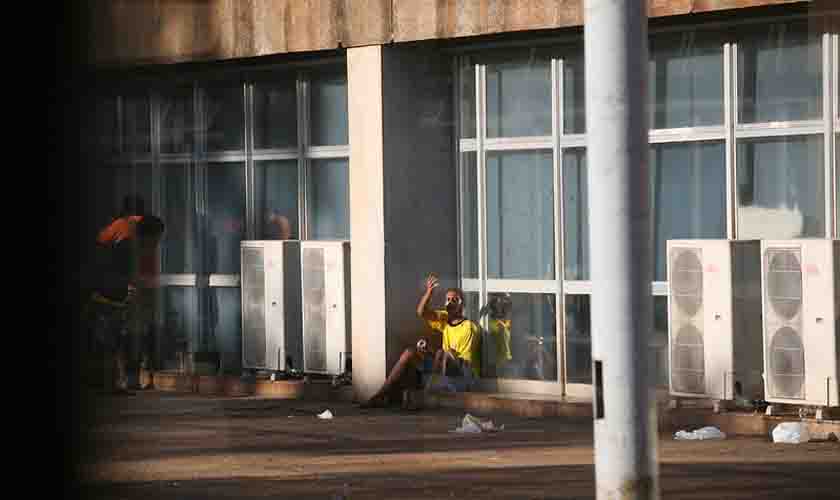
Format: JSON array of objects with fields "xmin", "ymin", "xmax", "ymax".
[
  {"xmin": 317, "ymin": 409, "xmax": 334, "ymax": 420},
  {"xmin": 674, "ymin": 426, "xmax": 726, "ymax": 440},
  {"xmin": 451, "ymin": 413, "xmax": 504, "ymax": 434},
  {"xmin": 771, "ymin": 422, "xmax": 811, "ymax": 444}
]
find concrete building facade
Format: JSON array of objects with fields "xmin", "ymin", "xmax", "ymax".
[{"xmin": 74, "ymin": 1, "xmax": 838, "ymax": 401}]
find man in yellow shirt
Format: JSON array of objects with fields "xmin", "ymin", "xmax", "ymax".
[{"xmin": 361, "ymin": 273, "xmax": 481, "ymax": 407}]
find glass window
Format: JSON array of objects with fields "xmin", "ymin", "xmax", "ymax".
[
  {"xmin": 737, "ymin": 135, "xmax": 825, "ymax": 239},
  {"xmin": 123, "ymin": 94, "xmax": 151, "ymax": 154},
  {"xmin": 563, "ymin": 50, "xmax": 586, "ymax": 134},
  {"xmin": 486, "ymin": 151, "xmax": 555, "ymax": 280},
  {"xmin": 651, "ymin": 141, "xmax": 726, "ymax": 280},
  {"xmin": 307, "ymin": 158, "xmax": 350, "ymax": 240},
  {"xmin": 649, "ymin": 31, "xmax": 723, "ymax": 129},
  {"xmin": 113, "ymin": 163, "xmax": 154, "ymax": 218},
  {"xmin": 738, "ymin": 22, "xmax": 822, "ymax": 123},
  {"xmin": 87, "ymin": 96, "xmax": 119, "ymax": 155},
  {"xmin": 204, "ymin": 84, "xmax": 244, "ymax": 152},
  {"xmin": 563, "ymin": 149, "xmax": 589, "ymax": 280},
  {"xmin": 460, "ymin": 152, "xmax": 478, "ymax": 279},
  {"xmin": 160, "ymin": 287, "xmax": 199, "ymax": 370},
  {"xmin": 206, "ymin": 163, "xmax": 245, "ymax": 274},
  {"xmin": 206, "ymin": 287, "xmax": 242, "ymax": 375},
  {"xmin": 460, "ymin": 58, "xmax": 476, "ymax": 139},
  {"xmin": 255, "ymin": 160, "xmax": 299, "ymax": 240},
  {"xmin": 482, "ymin": 292, "xmax": 557, "ymax": 381},
  {"xmin": 310, "ymin": 69, "xmax": 349, "ymax": 146},
  {"xmin": 254, "ymin": 79, "xmax": 298, "ymax": 149},
  {"xmin": 485, "ymin": 50, "xmax": 552, "ymax": 137},
  {"xmin": 161, "ymin": 163, "xmax": 197, "ymax": 273},
  {"xmin": 650, "ymin": 296, "xmax": 669, "ymax": 388},
  {"xmin": 564, "ymin": 295, "xmax": 591, "ymax": 384},
  {"xmin": 160, "ymin": 87, "xmax": 195, "ymax": 154}
]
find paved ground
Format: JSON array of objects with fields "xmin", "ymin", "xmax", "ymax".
[{"xmin": 75, "ymin": 391, "xmax": 840, "ymax": 500}]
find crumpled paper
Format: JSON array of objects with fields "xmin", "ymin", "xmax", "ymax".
[{"xmin": 317, "ymin": 409, "xmax": 334, "ymax": 420}]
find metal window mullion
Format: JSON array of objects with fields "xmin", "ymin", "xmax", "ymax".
[
  {"xmin": 552, "ymin": 57, "xmax": 566, "ymax": 389},
  {"xmin": 477, "ymin": 64, "xmax": 488, "ymax": 328},
  {"xmin": 823, "ymin": 32, "xmax": 834, "ymax": 239},
  {"xmin": 245, "ymin": 82, "xmax": 255, "ymax": 241},
  {"xmin": 725, "ymin": 42, "xmax": 737, "ymax": 239},
  {"xmin": 298, "ymin": 73, "xmax": 309, "ymax": 240},
  {"xmin": 834, "ymin": 34, "xmax": 839, "ymax": 238}
]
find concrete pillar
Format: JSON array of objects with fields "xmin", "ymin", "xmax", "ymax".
[
  {"xmin": 347, "ymin": 43, "xmax": 458, "ymax": 400},
  {"xmin": 348, "ymin": 45, "xmax": 388, "ymax": 400}
]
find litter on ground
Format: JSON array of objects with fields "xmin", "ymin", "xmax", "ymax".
[
  {"xmin": 451, "ymin": 413, "xmax": 504, "ymax": 434},
  {"xmin": 771, "ymin": 422, "xmax": 810, "ymax": 444},
  {"xmin": 317, "ymin": 409, "xmax": 334, "ymax": 420},
  {"xmin": 674, "ymin": 426, "xmax": 726, "ymax": 440}
]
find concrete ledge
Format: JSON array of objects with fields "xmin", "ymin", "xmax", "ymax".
[
  {"xmin": 148, "ymin": 371, "xmax": 352, "ymax": 401},
  {"xmin": 415, "ymin": 390, "xmax": 592, "ymax": 418},
  {"xmin": 254, "ymin": 379, "xmax": 305, "ymax": 398},
  {"xmin": 663, "ymin": 408, "xmax": 840, "ymax": 440}
]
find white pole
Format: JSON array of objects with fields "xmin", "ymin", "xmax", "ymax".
[{"xmin": 583, "ymin": 1, "xmax": 658, "ymax": 499}]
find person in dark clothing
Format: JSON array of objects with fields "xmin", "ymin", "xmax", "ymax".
[{"xmin": 88, "ymin": 197, "xmax": 164, "ymax": 394}]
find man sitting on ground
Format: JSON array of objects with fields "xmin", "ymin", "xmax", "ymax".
[{"xmin": 362, "ymin": 273, "xmax": 481, "ymax": 407}]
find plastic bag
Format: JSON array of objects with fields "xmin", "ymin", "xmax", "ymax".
[
  {"xmin": 317, "ymin": 409, "xmax": 334, "ymax": 420},
  {"xmin": 771, "ymin": 422, "xmax": 810, "ymax": 444},
  {"xmin": 451, "ymin": 413, "xmax": 504, "ymax": 434},
  {"xmin": 674, "ymin": 426, "xmax": 726, "ymax": 440}
]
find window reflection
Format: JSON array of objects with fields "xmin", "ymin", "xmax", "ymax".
[
  {"xmin": 485, "ymin": 50, "xmax": 552, "ymax": 138},
  {"xmin": 203, "ymin": 84, "xmax": 244, "ymax": 152},
  {"xmin": 565, "ymin": 295, "xmax": 591, "ymax": 384},
  {"xmin": 481, "ymin": 293, "xmax": 557, "ymax": 381},
  {"xmin": 308, "ymin": 158, "xmax": 350, "ymax": 240},
  {"xmin": 486, "ymin": 151, "xmax": 555, "ymax": 280},
  {"xmin": 736, "ymin": 136, "xmax": 824, "ymax": 239},
  {"xmin": 206, "ymin": 163, "xmax": 245, "ymax": 274},
  {"xmin": 738, "ymin": 21, "xmax": 822, "ymax": 123},
  {"xmin": 649, "ymin": 31, "xmax": 723, "ymax": 129},
  {"xmin": 651, "ymin": 141, "xmax": 726, "ymax": 280},
  {"xmin": 160, "ymin": 87, "xmax": 194, "ymax": 154},
  {"xmin": 255, "ymin": 160, "xmax": 299, "ymax": 240}
]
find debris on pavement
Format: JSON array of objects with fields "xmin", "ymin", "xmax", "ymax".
[
  {"xmin": 771, "ymin": 422, "xmax": 811, "ymax": 444},
  {"xmin": 674, "ymin": 426, "xmax": 726, "ymax": 440},
  {"xmin": 451, "ymin": 413, "xmax": 504, "ymax": 434},
  {"xmin": 317, "ymin": 409, "xmax": 334, "ymax": 420}
]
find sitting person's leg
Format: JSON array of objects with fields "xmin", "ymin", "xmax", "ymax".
[{"xmin": 363, "ymin": 347, "xmax": 422, "ymax": 406}]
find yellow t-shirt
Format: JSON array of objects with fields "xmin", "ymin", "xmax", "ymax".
[
  {"xmin": 489, "ymin": 318, "xmax": 512, "ymax": 365},
  {"xmin": 426, "ymin": 310, "xmax": 481, "ymax": 377}
]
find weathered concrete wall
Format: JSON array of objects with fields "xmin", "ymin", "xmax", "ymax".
[{"xmin": 85, "ymin": 0, "xmax": 812, "ymax": 66}]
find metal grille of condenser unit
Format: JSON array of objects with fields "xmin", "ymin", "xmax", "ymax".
[
  {"xmin": 769, "ymin": 326, "xmax": 806, "ymax": 399},
  {"xmin": 766, "ymin": 250, "xmax": 803, "ymax": 320},
  {"xmin": 302, "ymin": 247, "xmax": 327, "ymax": 372},
  {"xmin": 671, "ymin": 249, "xmax": 704, "ymax": 317},
  {"xmin": 241, "ymin": 247, "xmax": 266, "ymax": 368},
  {"xmin": 669, "ymin": 247, "xmax": 705, "ymax": 394},
  {"xmin": 672, "ymin": 324, "xmax": 705, "ymax": 393},
  {"xmin": 765, "ymin": 249, "xmax": 805, "ymax": 399}
]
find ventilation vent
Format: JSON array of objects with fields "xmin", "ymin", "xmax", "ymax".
[
  {"xmin": 671, "ymin": 323, "xmax": 705, "ymax": 394},
  {"xmin": 766, "ymin": 250, "xmax": 802, "ymax": 320},
  {"xmin": 671, "ymin": 248, "xmax": 703, "ymax": 317},
  {"xmin": 302, "ymin": 247, "xmax": 327, "ymax": 372},
  {"xmin": 241, "ymin": 247, "xmax": 266, "ymax": 368},
  {"xmin": 769, "ymin": 326, "xmax": 805, "ymax": 399}
]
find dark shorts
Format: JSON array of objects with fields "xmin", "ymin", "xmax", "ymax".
[{"xmin": 91, "ymin": 301, "xmax": 129, "ymax": 353}]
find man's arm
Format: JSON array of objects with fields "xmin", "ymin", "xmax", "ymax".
[{"xmin": 416, "ymin": 273, "xmax": 439, "ymax": 322}]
